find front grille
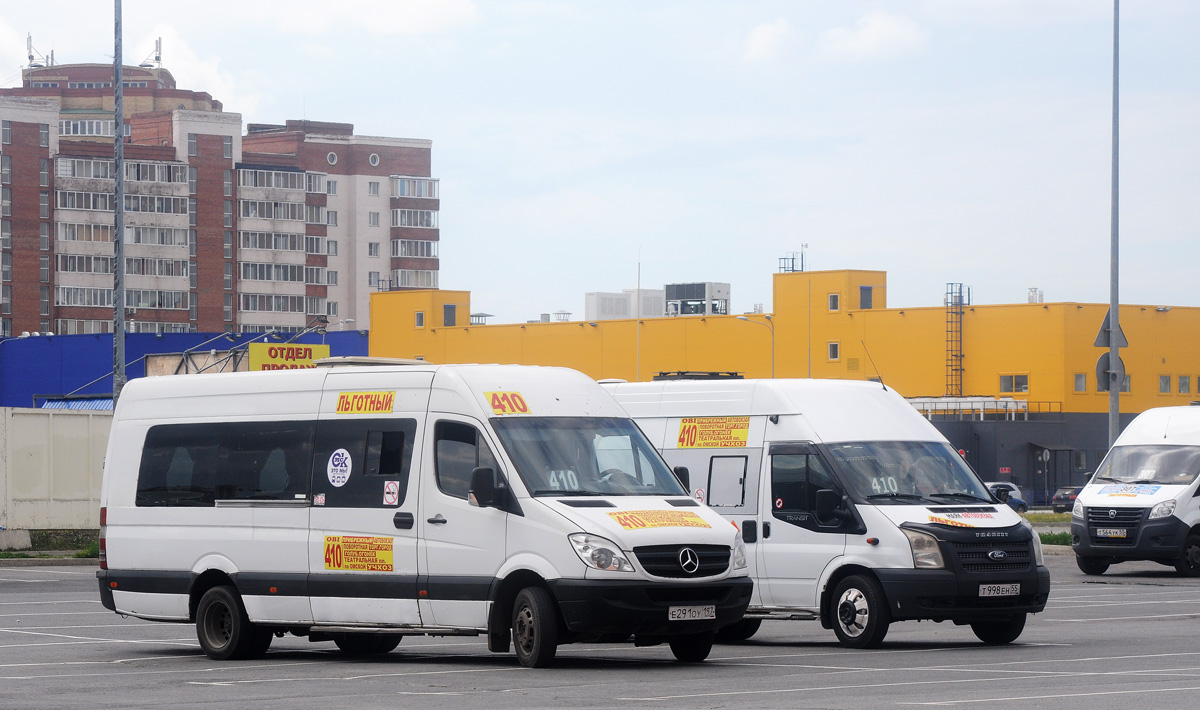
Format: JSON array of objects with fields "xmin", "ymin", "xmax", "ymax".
[
  {"xmin": 633, "ymin": 544, "xmax": 729, "ymax": 578},
  {"xmin": 948, "ymin": 539, "xmax": 1033, "ymax": 573},
  {"xmin": 1086, "ymin": 507, "xmax": 1145, "ymax": 546}
]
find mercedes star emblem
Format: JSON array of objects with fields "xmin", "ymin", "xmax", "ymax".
[{"xmin": 678, "ymin": 547, "xmax": 700, "ymax": 574}]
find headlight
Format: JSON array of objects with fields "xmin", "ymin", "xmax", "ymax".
[
  {"xmin": 901, "ymin": 528, "xmax": 945, "ymax": 569},
  {"xmin": 569, "ymin": 533, "xmax": 635, "ymax": 572},
  {"xmin": 1072, "ymin": 499, "xmax": 1084, "ymax": 519},
  {"xmin": 1149, "ymin": 500, "xmax": 1177, "ymax": 520},
  {"xmin": 1020, "ymin": 519, "xmax": 1045, "ymax": 566},
  {"xmin": 731, "ymin": 527, "xmax": 748, "ymax": 570}
]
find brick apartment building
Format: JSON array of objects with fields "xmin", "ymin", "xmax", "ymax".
[{"xmin": 0, "ymin": 62, "xmax": 438, "ymax": 336}]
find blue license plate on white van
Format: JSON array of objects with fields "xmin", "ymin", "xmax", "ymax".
[
  {"xmin": 978, "ymin": 583, "xmax": 1020, "ymax": 598},
  {"xmin": 1096, "ymin": 528, "xmax": 1126, "ymax": 538},
  {"xmin": 669, "ymin": 605, "xmax": 716, "ymax": 621}
]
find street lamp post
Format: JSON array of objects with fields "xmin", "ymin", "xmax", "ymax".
[
  {"xmin": 736, "ymin": 315, "xmax": 775, "ymax": 378},
  {"xmin": 337, "ymin": 318, "xmax": 356, "ymax": 330}
]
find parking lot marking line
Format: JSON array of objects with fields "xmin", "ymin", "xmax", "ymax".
[
  {"xmin": 616, "ymin": 673, "xmax": 1063, "ymax": 701},
  {"xmin": 897, "ymin": 683, "xmax": 1200, "ymax": 706},
  {"xmin": 186, "ymin": 663, "xmax": 525, "ymax": 686},
  {"xmin": 1057, "ymin": 612, "xmax": 1200, "ymax": 622},
  {"xmin": 0, "ymin": 599, "xmax": 104, "ymax": 606},
  {"xmin": 0, "ymin": 611, "xmax": 112, "ymax": 618}
]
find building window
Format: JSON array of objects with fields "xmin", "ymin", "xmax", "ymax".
[
  {"xmin": 1160, "ymin": 375, "xmax": 1172, "ymax": 394},
  {"xmin": 1, "ymin": 120, "xmax": 9, "ymax": 144},
  {"xmin": 828, "ymin": 293, "xmax": 839, "ymax": 311},
  {"xmin": 224, "ymin": 200, "xmax": 234, "ymax": 228},
  {"xmin": 368, "ymin": 271, "xmax": 380, "ymax": 287},
  {"xmin": 1, "ymin": 155, "xmax": 9, "ymax": 183},
  {"xmin": 1, "ymin": 253, "xmax": 10, "ymax": 281},
  {"xmin": 326, "ymin": 152, "xmax": 338, "ymax": 166},
  {"xmin": 391, "ymin": 177, "xmax": 439, "ymax": 199},
  {"xmin": 1181, "ymin": 376, "xmax": 1192, "ymax": 395},
  {"xmin": 39, "ymin": 255, "xmax": 49, "ymax": 283},
  {"xmin": 189, "ymin": 229, "xmax": 197, "ymax": 257},
  {"xmin": 1, "ymin": 285, "xmax": 9, "ymax": 315},
  {"xmin": 39, "ymin": 159, "xmax": 49, "ymax": 187},
  {"xmin": 828, "ymin": 342, "xmax": 839, "ymax": 361},
  {"xmin": 224, "ymin": 293, "xmax": 233, "ymax": 322},
  {"xmin": 326, "ymin": 180, "xmax": 337, "ymax": 196},
  {"xmin": 1, "ymin": 219, "xmax": 9, "ymax": 250},
  {"xmin": 224, "ymin": 231, "xmax": 233, "ymax": 259},
  {"xmin": 1, "ymin": 187, "xmax": 10, "ymax": 217},
  {"xmin": 39, "ymin": 123, "xmax": 49, "ymax": 147},
  {"xmin": 327, "ymin": 270, "xmax": 338, "ymax": 286},
  {"xmin": 1099, "ymin": 374, "xmax": 1132, "ymax": 393},
  {"xmin": 860, "ymin": 286, "xmax": 873, "ymax": 309},
  {"xmin": 40, "ymin": 286, "xmax": 50, "ymax": 316},
  {"xmin": 327, "ymin": 240, "xmax": 338, "ymax": 257},
  {"xmin": 40, "ymin": 223, "xmax": 50, "ymax": 250},
  {"xmin": 390, "ymin": 209, "xmax": 439, "ymax": 228},
  {"xmin": 222, "ymin": 136, "xmax": 232, "ymax": 159},
  {"xmin": 368, "ymin": 242, "xmax": 380, "ymax": 257},
  {"xmin": 415, "ymin": 311, "xmax": 424, "ymax": 328},
  {"xmin": 224, "ymin": 262, "xmax": 233, "ymax": 290},
  {"xmin": 326, "ymin": 301, "xmax": 338, "ymax": 317},
  {"xmin": 1073, "ymin": 450, "xmax": 1088, "ymax": 471},
  {"xmin": 326, "ymin": 210, "xmax": 338, "ymax": 227},
  {"xmin": 305, "ymin": 172, "xmax": 326, "ymax": 193},
  {"xmin": 188, "ymin": 167, "xmax": 197, "ymax": 194},
  {"xmin": 224, "ymin": 169, "xmax": 233, "ymax": 197},
  {"xmin": 189, "ymin": 198, "xmax": 197, "ymax": 226},
  {"xmin": 1074, "ymin": 373, "xmax": 1086, "ymax": 393},
  {"xmin": 369, "ymin": 153, "xmax": 380, "ymax": 167},
  {"xmin": 444, "ymin": 304, "xmax": 456, "ymax": 327},
  {"xmin": 187, "ymin": 133, "xmax": 197, "ymax": 156},
  {"xmin": 368, "ymin": 181, "xmax": 380, "ymax": 196},
  {"xmin": 39, "ymin": 191, "xmax": 50, "ymax": 219},
  {"xmin": 368, "ymin": 211, "xmax": 380, "ymax": 227},
  {"xmin": 1000, "ymin": 374, "xmax": 1029, "ymax": 393}
]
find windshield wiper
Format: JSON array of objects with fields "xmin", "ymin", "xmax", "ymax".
[
  {"xmin": 865, "ymin": 493, "xmax": 928, "ymax": 501},
  {"xmin": 1092, "ymin": 476, "xmax": 1117, "ymax": 482},
  {"xmin": 928, "ymin": 493, "xmax": 992, "ymax": 503},
  {"xmin": 531, "ymin": 489, "xmax": 609, "ymax": 497}
]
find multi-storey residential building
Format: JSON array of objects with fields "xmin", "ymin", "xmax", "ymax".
[{"xmin": 0, "ymin": 61, "xmax": 437, "ymax": 336}]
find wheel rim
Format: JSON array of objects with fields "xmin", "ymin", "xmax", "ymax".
[
  {"xmin": 203, "ymin": 601, "xmax": 233, "ymax": 648},
  {"xmin": 514, "ymin": 603, "xmax": 536, "ymax": 655},
  {"xmin": 836, "ymin": 587, "xmax": 869, "ymax": 638}
]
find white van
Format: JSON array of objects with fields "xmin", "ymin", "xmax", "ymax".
[
  {"xmin": 97, "ymin": 360, "xmax": 752, "ymax": 667},
  {"xmin": 604, "ymin": 378, "xmax": 1050, "ymax": 648},
  {"xmin": 1071, "ymin": 405, "xmax": 1200, "ymax": 576}
]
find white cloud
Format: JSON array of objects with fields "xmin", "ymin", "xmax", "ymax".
[
  {"xmin": 745, "ymin": 19, "xmax": 791, "ymax": 62},
  {"xmin": 817, "ymin": 12, "xmax": 928, "ymax": 62}
]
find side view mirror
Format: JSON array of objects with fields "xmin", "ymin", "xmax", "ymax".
[
  {"xmin": 993, "ymin": 487, "xmax": 1010, "ymax": 502},
  {"xmin": 468, "ymin": 467, "xmax": 497, "ymax": 508},
  {"xmin": 673, "ymin": 466, "xmax": 690, "ymax": 492},
  {"xmin": 815, "ymin": 488, "xmax": 851, "ymax": 522}
]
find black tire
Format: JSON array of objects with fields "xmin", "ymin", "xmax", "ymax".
[
  {"xmin": 831, "ymin": 575, "xmax": 890, "ymax": 649},
  {"xmin": 1076, "ymin": 555, "xmax": 1110, "ymax": 576},
  {"xmin": 512, "ymin": 587, "xmax": 559, "ymax": 668},
  {"xmin": 668, "ymin": 630, "xmax": 714, "ymax": 662},
  {"xmin": 715, "ymin": 618, "xmax": 762, "ymax": 643},
  {"xmin": 334, "ymin": 633, "xmax": 402, "ymax": 656},
  {"xmin": 196, "ymin": 585, "xmax": 259, "ymax": 660},
  {"xmin": 1175, "ymin": 534, "xmax": 1200, "ymax": 577},
  {"xmin": 244, "ymin": 627, "xmax": 274, "ymax": 659},
  {"xmin": 1016, "ymin": 504, "xmax": 1029, "ymax": 514},
  {"xmin": 970, "ymin": 613, "xmax": 1027, "ymax": 645}
]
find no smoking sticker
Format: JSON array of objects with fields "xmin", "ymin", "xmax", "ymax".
[
  {"xmin": 775, "ymin": 498, "xmax": 783, "ymax": 509},
  {"xmin": 383, "ymin": 480, "xmax": 399, "ymax": 506},
  {"xmin": 694, "ymin": 488, "xmax": 706, "ymax": 503}
]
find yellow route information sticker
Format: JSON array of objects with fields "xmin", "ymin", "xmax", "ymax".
[
  {"xmin": 336, "ymin": 391, "xmax": 396, "ymax": 415},
  {"xmin": 677, "ymin": 416, "xmax": 750, "ymax": 448},
  {"xmin": 324, "ymin": 535, "xmax": 394, "ymax": 571},
  {"xmin": 485, "ymin": 391, "xmax": 531, "ymax": 415},
  {"xmin": 608, "ymin": 510, "xmax": 712, "ymax": 530},
  {"xmin": 928, "ymin": 515, "xmax": 975, "ymax": 528}
]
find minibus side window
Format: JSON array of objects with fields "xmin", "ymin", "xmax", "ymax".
[
  {"xmin": 771, "ymin": 453, "xmax": 840, "ymax": 529},
  {"xmin": 310, "ymin": 419, "xmax": 417, "ymax": 508},
  {"xmin": 216, "ymin": 422, "xmax": 314, "ymax": 501},
  {"xmin": 435, "ymin": 421, "xmax": 499, "ymax": 500},
  {"xmin": 708, "ymin": 456, "xmax": 747, "ymax": 507},
  {"xmin": 137, "ymin": 424, "xmax": 218, "ymax": 507}
]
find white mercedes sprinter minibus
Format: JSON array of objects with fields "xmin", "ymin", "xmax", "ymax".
[
  {"xmin": 98, "ymin": 360, "xmax": 752, "ymax": 667},
  {"xmin": 605, "ymin": 378, "xmax": 1050, "ymax": 648},
  {"xmin": 1072, "ymin": 405, "xmax": 1200, "ymax": 576}
]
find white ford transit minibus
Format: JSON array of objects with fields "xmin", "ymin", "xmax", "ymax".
[
  {"xmin": 605, "ymin": 378, "xmax": 1050, "ymax": 648},
  {"xmin": 98, "ymin": 360, "xmax": 752, "ymax": 667},
  {"xmin": 1072, "ymin": 405, "xmax": 1200, "ymax": 576}
]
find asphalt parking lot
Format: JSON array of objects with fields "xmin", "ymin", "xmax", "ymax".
[{"xmin": 2, "ymin": 550, "xmax": 1199, "ymax": 710}]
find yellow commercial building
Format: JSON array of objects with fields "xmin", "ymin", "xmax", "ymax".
[{"xmin": 370, "ymin": 269, "xmax": 1200, "ymax": 504}]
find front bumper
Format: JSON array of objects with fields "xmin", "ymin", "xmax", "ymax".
[
  {"xmin": 1072, "ymin": 514, "xmax": 1189, "ymax": 560},
  {"xmin": 547, "ymin": 576, "xmax": 754, "ymax": 636},
  {"xmin": 875, "ymin": 566, "xmax": 1050, "ymax": 622}
]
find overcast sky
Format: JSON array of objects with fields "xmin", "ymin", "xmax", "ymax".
[{"xmin": 3, "ymin": 1, "xmax": 1198, "ymax": 322}]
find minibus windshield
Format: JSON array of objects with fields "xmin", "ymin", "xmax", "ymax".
[
  {"xmin": 1092, "ymin": 445, "xmax": 1200, "ymax": 486},
  {"xmin": 825, "ymin": 441, "xmax": 992, "ymax": 504},
  {"xmin": 491, "ymin": 417, "xmax": 687, "ymax": 497}
]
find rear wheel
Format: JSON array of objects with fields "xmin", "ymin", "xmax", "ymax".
[
  {"xmin": 334, "ymin": 634, "xmax": 402, "ymax": 656},
  {"xmin": 512, "ymin": 587, "xmax": 558, "ymax": 668},
  {"xmin": 831, "ymin": 575, "xmax": 890, "ymax": 649},
  {"xmin": 1174, "ymin": 534, "xmax": 1200, "ymax": 577},
  {"xmin": 970, "ymin": 613, "xmax": 1027, "ymax": 645},
  {"xmin": 715, "ymin": 618, "xmax": 762, "ymax": 643},
  {"xmin": 196, "ymin": 585, "xmax": 260, "ymax": 660},
  {"xmin": 668, "ymin": 630, "xmax": 714, "ymax": 662},
  {"xmin": 1076, "ymin": 555, "xmax": 1110, "ymax": 576}
]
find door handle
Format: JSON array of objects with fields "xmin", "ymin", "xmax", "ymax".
[
  {"xmin": 393, "ymin": 512, "xmax": 414, "ymax": 529},
  {"xmin": 763, "ymin": 521, "xmax": 771, "ymax": 539},
  {"xmin": 427, "ymin": 514, "xmax": 447, "ymax": 525}
]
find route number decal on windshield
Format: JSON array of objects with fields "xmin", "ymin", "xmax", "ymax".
[
  {"xmin": 486, "ymin": 391, "xmax": 530, "ymax": 415},
  {"xmin": 870, "ymin": 476, "xmax": 899, "ymax": 494}
]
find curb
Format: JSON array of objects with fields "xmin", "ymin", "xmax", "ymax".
[{"xmin": 0, "ymin": 557, "xmax": 99, "ymax": 567}]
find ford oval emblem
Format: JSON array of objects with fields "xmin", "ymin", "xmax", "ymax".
[{"xmin": 987, "ymin": 550, "xmax": 1008, "ymax": 561}]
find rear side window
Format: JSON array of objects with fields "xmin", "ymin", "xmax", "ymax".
[
  {"xmin": 310, "ymin": 418, "xmax": 418, "ymax": 508},
  {"xmin": 137, "ymin": 421, "xmax": 315, "ymax": 507}
]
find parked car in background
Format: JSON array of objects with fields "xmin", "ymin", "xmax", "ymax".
[
  {"xmin": 1052, "ymin": 486, "xmax": 1084, "ymax": 513},
  {"xmin": 986, "ymin": 482, "xmax": 1029, "ymax": 514}
]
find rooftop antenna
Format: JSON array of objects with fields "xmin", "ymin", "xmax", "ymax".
[
  {"xmin": 139, "ymin": 37, "xmax": 161, "ymax": 69},
  {"xmin": 861, "ymin": 340, "xmax": 887, "ymax": 391},
  {"xmin": 26, "ymin": 33, "xmax": 52, "ymax": 69}
]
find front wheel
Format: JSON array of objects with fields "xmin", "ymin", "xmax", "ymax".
[
  {"xmin": 668, "ymin": 630, "xmax": 714, "ymax": 662},
  {"xmin": 970, "ymin": 613, "xmax": 1027, "ymax": 645},
  {"xmin": 1175, "ymin": 534, "xmax": 1200, "ymax": 577},
  {"xmin": 715, "ymin": 618, "xmax": 762, "ymax": 643},
  {"xmin": 1016, "ymin": 504, "xmax": 1029, "ymax": 514},
  {"xmin": 1076, "ymin": 555, "xmax": 1110, "ymax": 576},
  {"xmin": 831, "ymin": 575, "xmax": 890, "ymax": 649},
  {"xmin": 334, "ymin": 634, "xmax": 402, "ymax": 656},
  {"xmin": 512, "ymin": 587, "xmax": 559, "ymax": 668},
  {"xmin": 196, "ymin": 585, "xmax": 259, "ymax": 660}
]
